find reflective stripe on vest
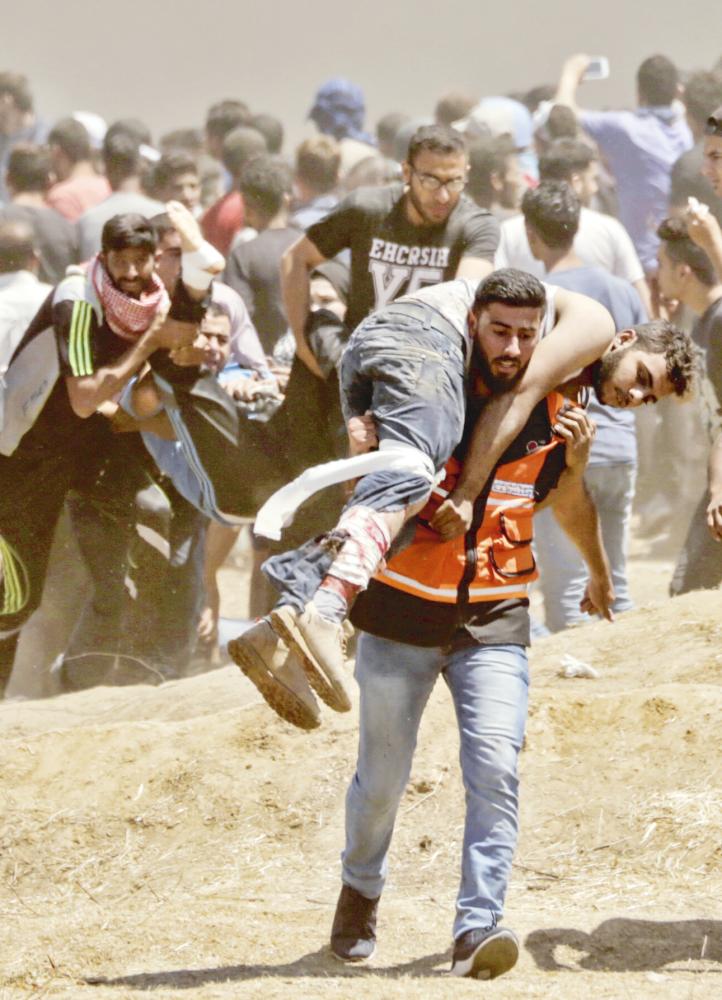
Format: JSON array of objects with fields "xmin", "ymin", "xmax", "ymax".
[{"xmin": 375, "ymin": 392, "xmax": 566, "ymax": 604}]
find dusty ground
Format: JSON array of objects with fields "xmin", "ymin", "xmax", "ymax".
[{"xmin": 1, "ymin": 543, "xmax": 721, "ymax": 999}]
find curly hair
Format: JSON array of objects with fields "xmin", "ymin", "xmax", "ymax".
[{"xmin": 633, "ymin": 320, "xmax": 702, "ymax": 398}]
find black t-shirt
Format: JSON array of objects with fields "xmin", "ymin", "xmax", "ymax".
[
  {"xmin": 6, "ymin": 277, "xmax": 202, "ymax": 463},
  {"xmin": 223, "ymin": 226, "xmax": 302, "ymax": 353},
  {"xmin": 305, "ymin": 183, "xmax": 499, "ymax": 331},
  {"xmin": 693, "ymin": 296, "xmax": 722, "ymax": 441},
  {"xmin": 0, "ymin": 204, "xmax": 78, "ymax": 285},
  {"xmin": 351, "ymin": 397, "xmax": 566, "ymax": 650}
]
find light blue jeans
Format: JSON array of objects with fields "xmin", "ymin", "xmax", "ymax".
[
  {"xmin": 534, "ymin": 463, "xmax": 636, "ymax": 634},
  {"xmin": 342, "ymin": 632, "xmax": 529, "ymax": 939}
]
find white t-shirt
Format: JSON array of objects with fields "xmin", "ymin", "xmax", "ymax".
[
  {"xmin": 398, "ymin": 277, "xmax": 557, "ymax": 355},
  {"xmin": 496, "ymin": 207, "xmax": 644, "ymax": 285}
]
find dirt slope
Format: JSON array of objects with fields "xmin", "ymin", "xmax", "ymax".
[{"xmin": 1, "ymin": 590, "xmax": 720, "ymax": 999}]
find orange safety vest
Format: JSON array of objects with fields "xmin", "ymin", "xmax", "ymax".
[{"xmin": 374, "ymin": 392, "xmax": 567, "ymax": 604}]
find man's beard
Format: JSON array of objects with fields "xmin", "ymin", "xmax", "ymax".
[
  {"xmin": 591, "ymin": 351, "xmax": 621, "ymax": 404},
  {"xmin": 406, "ymin": 185, "xmax": 447, "ymax": 226},
  {"xmin": 474, "ymin": 343, "xmax": 527, "ymax": 395}
]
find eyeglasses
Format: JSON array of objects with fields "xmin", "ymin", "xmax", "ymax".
[
  {"xmin": 705, "ymin": 114, "xmax": 722, "ymax": 137},
  {"xmin": 411, "ymin": 168, "xmax": 466, "ymax": 193}
]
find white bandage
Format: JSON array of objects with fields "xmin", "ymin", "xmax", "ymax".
[
  {"xmin": 182, "ymin": 242, "xmax": 225, "ymax": 290},
  {"xmin": 254, "ymin": 439, "xmax": 439, "ymax": 540}
]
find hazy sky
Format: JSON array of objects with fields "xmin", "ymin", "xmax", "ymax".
[{"xmin": 4, "ymin": 0, "xmax": 721, "ymax": 146}]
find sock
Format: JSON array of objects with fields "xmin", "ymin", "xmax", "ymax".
[{"xmin": 314, "ymin": 583, "xmax": 350, "ymax": 624}]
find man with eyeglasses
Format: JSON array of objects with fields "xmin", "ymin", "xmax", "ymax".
[{"xmin": 280, "ymin": 123, "xmax": 499, "ymax": 378}]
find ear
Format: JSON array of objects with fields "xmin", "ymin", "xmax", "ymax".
[
  {"xmin": 401, "ymin": 160, "xmax": 411, "ymax": 186},
  {"xmin": 610, "ymin": 327, "xmax": 637, "ymax": 351},
  {"xmin": 467, "ymin": 308, "xmax": 478, "ymax": 336},
  {"xmin": 490, "ymin": 169, "xmax": 503, "ymax": 195}
]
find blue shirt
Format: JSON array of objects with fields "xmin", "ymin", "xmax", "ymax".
[
  {"xmin": 580, "ymin": 107, "xmax": 692, "ymax": 272},
  {"xmin": 547, "ymin": 266, "xmax": 648, "ymax": 467}
]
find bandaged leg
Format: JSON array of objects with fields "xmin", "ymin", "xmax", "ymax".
[{"xmin": 315, "ymin": 506, "xmax": 392, "ymax": 623}]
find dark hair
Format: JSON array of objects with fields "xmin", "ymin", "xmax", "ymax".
[
  {"xmin": 637, "ymin": 54, "xmax": 679, "ymax": 107},
  {"xmin": 406, "ymin": 124, "xmax": 466, "ymax": 165},
  {"xmin": 522, "ymin": 180, "xmax": 580, "ymax": 249},
  {"xmin": 472, "ymin": 267, "xmax": 546, "ymax": 315},
  {"xmin": 160, "ymin": 127, "xmax": 204, "ymax": 154},
  {"xmin": 101, "ymin": 213, "xmax": 157, "ymax": 254},
  {"xmin": 539, "ymin": 139, "xmax": 596, "ymax": 181},
  {"xmin": 221, "ymin": 126, "xmax": 267, "ymax": 179},
  {"xmin": 545, "ymin": 104, "xmax": 578, "ymax": 140},
  {"xmin": 434, "ymin": 92, "xmax": 477, "ymax": 127},
  {"xmin": 6, "ymin": 144, "xmax": 52, "ymax": 193},
  {"xmin": 105, "ymin": 118, "xmax": 152, "ymax": 147},
  {"xmin": 522, "ymin": 84, "xmax": 555, "ymax": 113},
  {"xmin": 631, "ymin": 320, "xmax": 700, "ymax": 397},
  {"xmin": 48, "ymin": 117, "xmax": 92, "ymax": 163},
  {"xmin": 250, "ymin": 113, "xmax": 284, "ymax": 154},
  {"xmin": 657, "ymin": 216, "xmax": 717, "ymax": 286},
  {"xmin": 152, "ymin": 151, "xmax": 198, "ymax": 194},
  {"xmin": 148, "ymin": 211, "xmax": 176, "ymax": 242},
  {"xmin": 0, "ymin": 218, "xmax": 35, "ymax": 273},
  {"xmin": 706, "ymin": 104, "xmax": 722, "ymax": 137},
  {"xmin": 682, "ymin": 71, "xmax": 722, "ymax": 128},
  {"xmin": 0, "ymin": 72, "xmax": 33, "ymax": 113},
  {"xmin": 467, "ymin": 134, "xmax": 516, "ymax": 206},
  {"xmin": 205, "ymin": 100, "xmax": 251, "ymax": 141},
  {"xmin": 102, "ymin": 131, "xmax": 142, "ymax": 185},
  {"xmin": 295, "ymin": 135, "xmax": 340, "ymax": 193},
  {"xmin": 239, "ymin": 155, "xmax": 292, "ymax": 219},
  {"xmin": 376, "ymin": 111, "xmax": 410, "ymax": 148}
]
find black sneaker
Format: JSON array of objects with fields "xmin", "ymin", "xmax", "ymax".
[
  {"xmin": 450, "ymin": 925, "xmax": 519, "ymax": 979},
  {"xmin": 330, "ymin": 884, "xmax": 379, "ymax": 962}
]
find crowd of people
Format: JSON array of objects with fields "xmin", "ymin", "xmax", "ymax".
[{"xmin": 1, "ymin": 51, "xmax": 721, "ymax": 980}]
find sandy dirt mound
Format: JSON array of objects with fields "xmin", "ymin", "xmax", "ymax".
[{"xmin": 1, "ymin": 590, "xmax": 720, "ymax": 999}]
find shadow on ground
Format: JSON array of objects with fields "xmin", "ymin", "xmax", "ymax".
[
  {"xmin": 526, "ymin": 918, "xmax": 722, "ymax": 973},
  {"xmin": 86, "ymin": 946, "xmax": 451, "ymax": 989}
]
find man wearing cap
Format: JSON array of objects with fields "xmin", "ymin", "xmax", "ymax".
[{"xmin": 309, "ymin": 78, "xmax": 376, "ymax": 178}]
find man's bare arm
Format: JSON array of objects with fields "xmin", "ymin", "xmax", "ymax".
[
  {"xmin": 552, "ymin": 475, "xmax": 614, "ymax": 621},
  {"xmin": 707, "ymin": 431, "xmax": 722, "ymax": 541},
  {"xmin": 538, "ymin": 404, "xmax": 614, "ymax": 620},
  {"xmin": 686, "ymin": 204, "xmax": 722, "ymax": 278},
  {"xmin": 554, "ymin": 53, "xmax": 592, "ymax": 112},
  {"xmin": 280, "ymin": 234, "xmax": 327, "ymax": 378},
  {"xmin": 431, "ymin": 287, "xmax": 615, "ymax": 539},
  {"xmin": 455, "ymin": 256, "xmax": 494, "ymax": 283},
  {"xmin": 65, "ymin": 315, "xmax": 195, "ymax": 418}
]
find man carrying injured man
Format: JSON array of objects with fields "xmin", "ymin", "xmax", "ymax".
[{"xmin": 227, "ymin": 268, "xmax": 697, "ymax": 728}]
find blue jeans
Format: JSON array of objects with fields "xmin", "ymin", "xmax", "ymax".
[
  {"xmin": 264, "ymin": 302, "xmax": 466, "ymax": 608},
  {"xmin": 534, "ymin": 463, "xmax": 636, "ymax": 633},
  {"xmin": 342, "ymin": 632, "xmax": 529, "ymax": 939}
]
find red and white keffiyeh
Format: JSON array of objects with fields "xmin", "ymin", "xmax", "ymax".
[{"xmin": 90, "ymin": 255, "xmax": 170, "ymax": 341}]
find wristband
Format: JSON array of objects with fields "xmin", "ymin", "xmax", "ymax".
[{"xmin": 182, "ymin": 242, "xmax": 225, "ymax": 290}]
